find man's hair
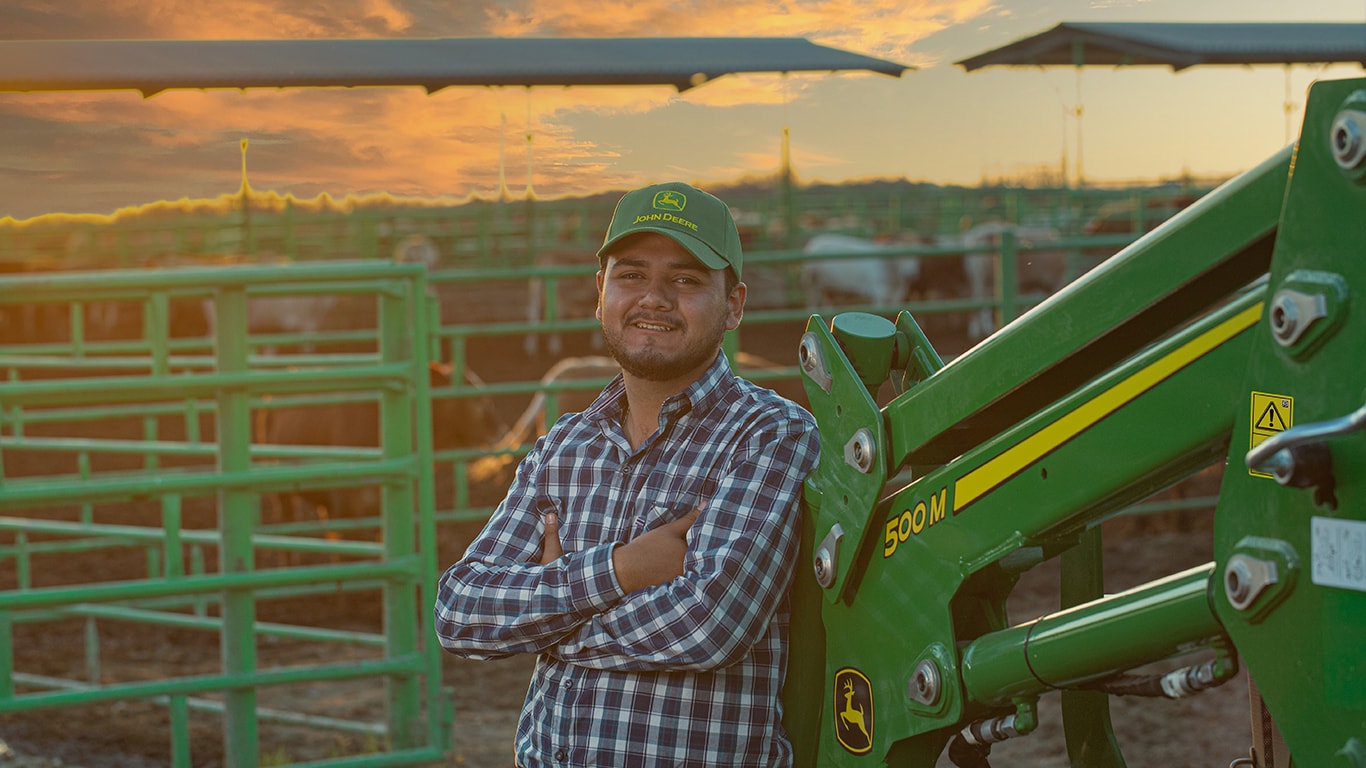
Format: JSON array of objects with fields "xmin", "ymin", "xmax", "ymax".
[{"xmin": 723, "ymin": 268, "xmax": 739, "ymax": 296}]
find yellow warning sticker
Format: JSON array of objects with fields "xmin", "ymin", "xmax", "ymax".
[{"xmin": 1250, "ymin": 391, "xmax": 1294, "ymax": 478}]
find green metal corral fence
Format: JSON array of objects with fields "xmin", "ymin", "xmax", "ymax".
[{"xmin": 0, "ymin": 261, "xmax": 450, "ymax": 766}]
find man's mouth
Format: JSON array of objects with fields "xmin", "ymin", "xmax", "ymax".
[{"xmin": 631, "ymin": 318, "xmax": 675, "ymax": 332}]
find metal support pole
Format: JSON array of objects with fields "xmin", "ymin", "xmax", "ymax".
[
  {"xmin": 214, "ymin": 285, "xmax": 259, "ymax": 766},
  {"xmin": 379, "ymin": 280, "xmax": 421, "ymax": 750},
  {"xmin": 1059, "ymin": 527, "xmax": 1127, "ymax": 767}
]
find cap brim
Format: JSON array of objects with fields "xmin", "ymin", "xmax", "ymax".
[{"xmin": 597, "ymin": 227, "xmax": 730, "ymax": 273}]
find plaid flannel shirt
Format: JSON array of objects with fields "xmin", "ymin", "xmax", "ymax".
[{"xmin": 434, "ymin": 352, "xmax": 820, "ymax": 767}]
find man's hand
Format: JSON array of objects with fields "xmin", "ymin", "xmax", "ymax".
[
  {"xmin": 539, "ymin": 512, "xmax": 564, "ymax": 565},
  {"xmin": 611, "ymin": 507, "xmax": 703, "ymax": 594}
]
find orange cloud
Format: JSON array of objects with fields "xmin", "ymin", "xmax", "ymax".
[
  {"xmin": 0, "ymin": 1, "xmax": 983, "ymax": 218},
  {"xmin": 484, "ymin": 0, "xmax": 994, "ymax": 66},
  {"xmin": 94, "ymin": 0, "xmax": 419, "ymax": 38}
]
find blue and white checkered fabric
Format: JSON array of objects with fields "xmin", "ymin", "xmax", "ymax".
[{"xmin": 435, "ymin": 352, "xmax": 820, "ymax": 767}]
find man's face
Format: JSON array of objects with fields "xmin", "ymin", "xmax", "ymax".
[{"xmin": 596, "ymin": 232, "xmax": 744, "ymax": 385}]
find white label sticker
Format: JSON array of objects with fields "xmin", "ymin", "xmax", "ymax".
[{"xmin": 1311, "ymin": 516, "xmax": 1366, "ymax": 593}]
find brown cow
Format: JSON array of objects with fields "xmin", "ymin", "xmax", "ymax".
[{"xmin": 259, "ymin": 361, "xmax": 504, "ymax": 553}]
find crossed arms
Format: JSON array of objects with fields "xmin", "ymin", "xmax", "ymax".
[{"xmin": 433, "ymin": 422, "xmax": 817, "ymax": 672}]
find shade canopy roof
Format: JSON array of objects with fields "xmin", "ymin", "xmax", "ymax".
[
  {"xmin": 956, "ymin": 22, "xmax": 1366, "ymax": 72},
  {"xmin": 0, "ymin": 37, "xmax": 910, "ymax": 96}
]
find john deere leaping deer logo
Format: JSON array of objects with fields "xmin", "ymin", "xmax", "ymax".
[
  {"xmin": 652, "ymin": 190, "xmax": 686, "ymax": 212},
  {"xmin": 833, "ymin": 667, "xmax": 873, "ymax": 754}
]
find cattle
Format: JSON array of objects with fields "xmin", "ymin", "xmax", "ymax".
[
  {"xmin": 523, "ymin": 250, "xmax": 602, "ymax": 358},
  {"xmin": 952, "ymin": 222, "xmax": 1066, "ymax": 342},
  {"xmin": 0, "ymin": 253, "xmax": 138, "ymax": 345},
  {"xmin": 198, "ymin": 235, "xmax": 443, "ymax": 353},
  {"xmin": 799, "ymin": 233, "xmax": 923, "ymax": 311},
  {"xmin": 259, "ymin": 360, "xmax": 505, "ymax": 546},
  {"xmin": 390, "ymin": 233, "xmax": 442, "ymax": 271},
  {"xmin": 1083, "ymin": 194, "xmax": 1198, "ymax": 236},
  {"xmin": 466, "ymin": 355, "xmax": 622, "ymax": 507}
]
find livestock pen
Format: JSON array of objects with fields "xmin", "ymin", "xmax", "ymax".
[
  {"xmin": 0, "ymin": 187, "xmax": 1224, "ymax": 766},
  {"xmin": 0, "ymin": 262, "xmax": 452, "ymax": 766}
]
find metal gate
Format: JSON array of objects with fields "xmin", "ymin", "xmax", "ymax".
[{"xmin": 0, "ymin": 261, "xmax": 451, "ymax": 766}]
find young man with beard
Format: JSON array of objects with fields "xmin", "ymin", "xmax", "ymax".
[{"xmin": 434, "ymin": 181, "xmax": 821, "ymax": 767}]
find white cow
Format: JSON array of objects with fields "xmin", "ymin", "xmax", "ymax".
[
  {"xmin": 800, "ymin": 233, "xmax": 922, "ymax": 311},
  {"xmin": 955, "ymin": 222, "xmax": 1065, "ymax": 341}
]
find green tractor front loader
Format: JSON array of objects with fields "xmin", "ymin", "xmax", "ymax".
[{"xmin": 785, "ymin": 76, "xmax": 1366, "ymax": 768}]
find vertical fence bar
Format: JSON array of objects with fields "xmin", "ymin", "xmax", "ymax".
[
  {"xmin": 0, "ymin": 610, "xmax": 11, "ymax": 701},
  {"xmin": 14, "ymin": 533, "xmax": 28, "ymax": 590},
  {"xmin": 169, "ymin": 694, "xmax": 192, "ymax": 768},
  {"xmin": 378, "ymin": 274, "xmax": 422, "ymax": 750},
  {"xmin": 214, "ymin": 285, "xmax": 260, "ymax": 766},
  {"xmin": 163, "ymin": 494, "xmax": 184, "ymax": 578},
  {"xmin": 410, "ymin": 272, "xmax": 451, "ymax": 756},
  {"xmin": 146, "ymin": 291, "xmax": 171, "ymax": 377},
  {"xmin": 84, "ymin": 617, "xmax": 100, "ymax": 684},
  {"xmin": 191, "ymin": 545, "xmax": 206, "ymax": 617},
  {"xmin": 997, "ymin": 229, "xmax": 1020, "ymax": 328}
]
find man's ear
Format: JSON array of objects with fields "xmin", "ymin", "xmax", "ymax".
[
  {"xmin": 595, "ymin": 270, "xmax": 605, "ymax": 321},
  {"xmin": 726, "ymin": 281, "xmax": 746, "ymax": 331}
]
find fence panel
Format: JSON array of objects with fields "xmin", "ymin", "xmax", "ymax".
[{"xmin": 0, "ymin": 261, "xmax": 450, "ymax": 767}]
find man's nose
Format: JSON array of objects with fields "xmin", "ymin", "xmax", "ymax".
[{"xmin": 636, "ymin": 277, "xmax": 674, "ymax": 308}]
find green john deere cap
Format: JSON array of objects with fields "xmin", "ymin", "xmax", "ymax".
[{"xmin": 596, "ymin": 181, "xmax": 743, "ymax": 281}]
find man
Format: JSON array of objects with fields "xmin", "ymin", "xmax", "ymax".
[{"xmin": 434, "ymin": 181, "xmax": 820, "ymax": 767}]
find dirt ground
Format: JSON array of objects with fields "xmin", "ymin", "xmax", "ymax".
[
  {"xmin": 0, "ymin": 515, "xmax": 1254, "ymax": 768},
  {"xmin": 0, "ymin": 321, "xmax": 1258, "ymax": 768}
]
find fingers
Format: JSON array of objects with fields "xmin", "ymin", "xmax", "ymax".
[
  {"xmin": 663, "ymin": 505, "xmax": 704, "ymax": 533},
  {"xmin": 539, "ymin": 511, "xmax": 564, "ymax": 564},
  {"xmin": 541, "ymin": 503, "xmax": 702, "ymax": 568}
]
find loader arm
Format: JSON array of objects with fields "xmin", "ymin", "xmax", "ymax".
[{"xmin": 787, "ymin": 77, "xmax": 1366, "ymax": 768}]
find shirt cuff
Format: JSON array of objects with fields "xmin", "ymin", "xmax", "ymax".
[{"xmin": 569, "ymin": 541, "xmax": 626, "ymax": 614}]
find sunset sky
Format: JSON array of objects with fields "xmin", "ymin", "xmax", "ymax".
[{"xmin": 2, "ymin": 0, "xmax": 1363, "ymax": 221}]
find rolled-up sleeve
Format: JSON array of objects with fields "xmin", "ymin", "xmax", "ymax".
[{"xmin": 434, "ymin": 439, "xmax": 626, "ymax": 659}]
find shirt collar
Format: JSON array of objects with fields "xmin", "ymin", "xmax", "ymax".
[{"xmin": 585, "ymin": 351, "xmax": 734, "ymax": 425}]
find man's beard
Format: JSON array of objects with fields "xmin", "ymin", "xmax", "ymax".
[{"xmin": 602, "ymin": 317, "xmax": 725, "ymax": 382}]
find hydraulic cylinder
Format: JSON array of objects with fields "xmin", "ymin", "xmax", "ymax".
[{"xmin": 959, "ymin": 564, "xmax": 1224, "ymax": 704}]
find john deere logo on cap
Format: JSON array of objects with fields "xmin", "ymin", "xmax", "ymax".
[{"xmin": 652, "ymin": 190, "xmax": 686, "ymax": 212}]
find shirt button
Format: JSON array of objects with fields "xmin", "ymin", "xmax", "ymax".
[
  {"xmin": 563, "ymin": 680, "xmax": 573, "ymax": 691},
  {"xmin": 554, "ymin": 748, "xmax": 567, "ymax": 762}
]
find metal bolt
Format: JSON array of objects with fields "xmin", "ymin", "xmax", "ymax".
[
  {"xmin": 799, "ymin": 334, "xmax": 817, "ymax": 372},
  {"xmin": 844, "ymin": 429, "xmax": 876, "ymax": 474},
  {"xmin": 799, "ymin": 333, "xmax": 832, "ymax": 392},
  {"xmin": 1268, "ymin": 293, "xmax": 1300, "ymax": 345},
  {"xmin": 908, "ymin": 659, "xmax": 942, "ymax": 706},
  {"xmin": 1224, "ymin": 554, "xmax": 1279, "ymax": 612},
  {"xmin": 813, "ymin": 547, "xmax": 833, "ymax": 587},
  {"xmin": 814, "ymin": 524, "xmax": 844, "ymax": 590},
  {"xmin": 1267, "ymin": 288, "xmax": 1329, "ymax": 348},
  {"xmin": 1225, "ymin": 559, "xmax": 1252, "ymax": 606},
  {"xmin": 1331, "ymin": 111, "xmax": 1366, "ymax": 171}
]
